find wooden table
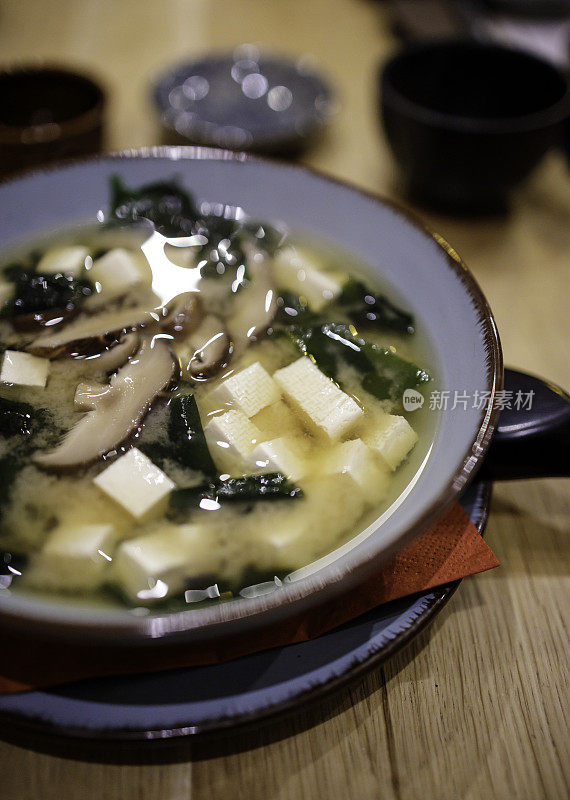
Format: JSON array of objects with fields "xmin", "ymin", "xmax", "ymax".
[{"xmin": 0, "ymin": 1, "xmax": 568, "ymax": 797}]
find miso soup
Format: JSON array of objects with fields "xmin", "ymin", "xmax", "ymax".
[{"xmin": 0, "ymin": 178, "xmax": 433, "ymax": 610}]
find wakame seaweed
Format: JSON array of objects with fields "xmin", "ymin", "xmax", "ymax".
[
  {"xmin": 338, "ymin": 278, "xmax": 415, "ymax": 335},
  {"xmin": 169, "ymin": 473, "xmax": 304, "ymax": 518},
  {"xmin": 273, "ymin": 292, "xmax": 322, "ymax": 328},
  {"xmin": 138, "ymin": 394, "xmax": 218, "ymax": 479},
  {"xmin": 360, "ymin": 341, "xmax": 430, "ymax": 400},
  {"xmin": 272, "ymin": 296, "xmax": 430, "ymax": 402},
  {"xmin": 0, "ymin": 397, "xmax": 46, "ymax": 438},
  {"xmin": 108, "ymin": 175, "xmax": 199, "ymax": 237},
  {"xmin": 215, "ymin": 473, "xmax": 303, "ymax": 502},
  {"xmin": 0, "ymin": 401, "xmax": 55, "ymax": 515},
  {"xmin": 3, "ymin": 266, "xmax": 93, "ymax": 317},
  {"xmin": 306, "ymin": 325, "xmax": 429, "ymax": 402},
  {"xmin": 167, "ymin": 394, "xmax": 218, "ymax": 477},
  {"xmin": 194, "ymin": 213, "xmax": 251, "ymax": 283},
  {"xmin": 107, "ymin": 177, "xmax": 286, "ymax": 288},
  {"xmin": 143, "ymin": 393, "xmax": 305, "ymax": 515}
]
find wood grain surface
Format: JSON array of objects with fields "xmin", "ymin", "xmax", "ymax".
[{"xmin": 0, "ymin": 1, "xmax": 568, "ymax": 798}]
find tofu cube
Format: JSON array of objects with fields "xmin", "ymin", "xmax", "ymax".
[
  {"xmin": 87, "ymin": 248, "xmax": 150, "ymax": 301},
  {"xmin": 208, "ymin": 362, "xmax": 281, "ymax": 417},
  {"xmin": 259, "ymin": 516, "xmax": 312, "ymax": 566},
  {"xmin": 0, "ymin": 350, "xmax": 49, "ymax": 388},
  {"xmin": 363, "ymin": 414, "xmax": 418, "ymax": 471},
  {"xmin": 113, "ymin": 523, "xmax": 213, "ymax": 602},
  {"xmin": 251, "ymin": 399, "xmax": 303, "ymax": 440},
  {"xmin": 273, "ymin": 357, "xmax": 362, "ymax": 440},
  {"xmin": 204, "ymin": 410, "xmax": 262, "ymax": 473},
  {"xmin": 93, "ymin": 448, "xmax": 176, "ymax": 519},
  {"xmin": 254, "ymin": 473, "xmax": 366, "ymax": 569},
  {"xmin": 274, "ymin": 246, "xmax": 346, "ymax": 311},
  {"xmin": 249, "ymin": 437, "xmax": 306, "ymax": 480},
  {"xmin": 0, "ymin": 281, "xmax": 13, "ymax": 310},
  {"xmin": 37, "ymin": 245, "xmax": 90, "ymax": 277},
  {"xmin": 28, "ymin": 524, "xmax": 117, "ymax": 592},
  {"xmin": 324, "ymin": 439, "xmax": 390, "ymax": 504}
]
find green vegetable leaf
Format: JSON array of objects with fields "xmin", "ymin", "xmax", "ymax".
[
  {"xmin": 108, "ymin": 175, "xmax": 198, "ymax": 236},
  {"xmin": 360, "ymin": 342, "xmax": 430, "ymax": 400},
  {"xmin": 3, "ymin": 267, "xmax": 93, "ymax": 317},
  {"xmin": 273, "ymin": 292, "xmax": 322, "ymax": 328},
  {"xmin": 271, "ymin": 299, "xmax": 430, "ymax": 403},
  {"xmin": 215, "ymin": 473, "xmax": 304, "ymax": 502},
  {"xmin": 339, "ymin": 278, "xmax": 415, "ymax": 335},
  {"xmin": 168, "ymin": 483, "xmax": 213, "ymax": 516},
  {"xmin": 167, "ymin": 394, "xmax": 218, "ymax": 477},
  {"xmin": 108, "ymin": 176, "xmax": 252, "ymax": 287},
  {"xmin": 0, "ymin": 402, "xmax": 53, "ymax": 515},
  {"xmin": 243, "ymin": 221, "xmax": 288, "ymax": 255},
  {"xmin": 168, "ymin": 473, "xmax": 303, "ymax": 517},
  {"xmin": 0, "ymin": 398, "xmax": 47, "ymax": 438},
  {"xmin": 138, "ymin": 394, "xmax": 218, "ymax": 480}
]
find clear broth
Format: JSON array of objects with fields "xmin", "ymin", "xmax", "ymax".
[{"xmin": 0, "ymin": 220, "xmax": 436, "ymax": 612}]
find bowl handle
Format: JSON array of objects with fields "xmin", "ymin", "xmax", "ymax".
[{"xmin": 479, "ymin": 368, "xmax": 570, "ymax": 481}]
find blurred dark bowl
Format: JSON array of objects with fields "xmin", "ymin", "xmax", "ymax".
[
  {"xmin": 0, "ymin": 66, "xmax": 106, "ymax": 178},
  {"xmin": 152, "ymin": 48, "xmax": 334, "ymax": 156},
  {"xmin": 380, "ymin": 40, "xmax": 570, "ymax": 213}
]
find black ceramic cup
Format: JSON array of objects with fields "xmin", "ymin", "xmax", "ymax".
[
  {"xmin": 380, "ymin": 40, "xmax": 570, "ymax": 212},
  {"xmin": 0, "ymin": 66, "xmax": 106, "ymax": 178}
]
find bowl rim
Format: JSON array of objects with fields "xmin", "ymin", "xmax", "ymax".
[
  {"xmin": 0, "ymin": 63, "xmax": 106, "ymax": 146},
  {"xmin": 380, "ymin": 38, "xmax": 570, "ymax": 135},
  {"xmin": 0, "ymin": 146, "xmax": 503, "ymax": 641}
]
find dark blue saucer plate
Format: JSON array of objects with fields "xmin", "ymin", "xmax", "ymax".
[
  {"xmin": 152, "ymin": 46, "xmax": 334, "ymax": 154},
  {"xmin": 0, "ymin": 481, "xmax": 490, "ymax": 745}
]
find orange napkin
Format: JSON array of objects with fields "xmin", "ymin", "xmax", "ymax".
[{"xmin": 0, "ymin": 502, "xmax": 498, "ymax": 694}]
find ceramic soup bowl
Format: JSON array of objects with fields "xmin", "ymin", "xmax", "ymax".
[{"xmin": 0, "ymin": 147, "xmax": 502, "ymax": 643}]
